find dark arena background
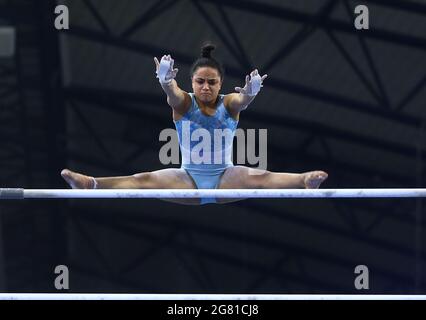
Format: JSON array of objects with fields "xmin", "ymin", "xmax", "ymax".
[{"xmin": 0, "ymin": 0, "xmax": 425, "ymax": 295}]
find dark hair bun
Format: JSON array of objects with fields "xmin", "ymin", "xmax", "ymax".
[{"xmin": 201, "ymin": 44, "xmax": 216, "ymax": 58}]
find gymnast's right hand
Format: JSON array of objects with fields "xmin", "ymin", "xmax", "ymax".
[{"xmin": 154, "ymin": 55, "xmax": 179, "ymax": 85}]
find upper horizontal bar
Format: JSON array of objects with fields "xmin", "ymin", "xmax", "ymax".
[
  {"xmin": 1, "ymin": 188, "xmax": 426, "ymax": 199},
  {"xmin": 0, "ymin": 293, "xmax": 425, "ymax": 300}
]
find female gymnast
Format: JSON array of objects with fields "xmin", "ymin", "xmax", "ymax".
[{"xmin": 61, "ymin": 43, "xmax": 328, "ymax": 205}]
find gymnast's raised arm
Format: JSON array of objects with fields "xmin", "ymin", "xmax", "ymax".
[
  {"xmin": 225, "ymin": 69, "xmax": 267, "ymax": 113},
  {"xmin": 154, "ymin": 55, "xmax": 190, "ymax": 114}
]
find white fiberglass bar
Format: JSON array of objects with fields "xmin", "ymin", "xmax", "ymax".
[
  {"xmin": 0, "ymin": 293, "xmax": 425, "ymax": 300},
  {"xmin": 1, "ymin": 188, "xmax": 426, "ymax": 199}
]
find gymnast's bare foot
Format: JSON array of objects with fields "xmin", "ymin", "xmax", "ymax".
[
  {"xmin": 61, "ymin": 169, "xmax": 95, "ymax": 189},
  {"xmin": 303, "ymin": 171, "xmax": 328, "ymax": 189}
]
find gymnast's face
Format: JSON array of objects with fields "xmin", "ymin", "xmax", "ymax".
[{"xmin": 191, "ymin": 67, "xmax": 222, "ymax": 105}]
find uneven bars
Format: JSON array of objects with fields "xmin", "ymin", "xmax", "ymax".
[{"xmin": 1, "ymin": 188, "xmax": 426, "ymax": 199}]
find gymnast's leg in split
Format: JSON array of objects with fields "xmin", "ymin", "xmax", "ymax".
[
  {"xmin": 61, "ymin": 168, "xmax": 200, "ymax": 205},
  {"xmin": 60, "ymin": 167, "xmax": 328, "ymax": 205},
  {"xmin": 215, "ymin": 166, "xmax": 328, "ymax": 204}
]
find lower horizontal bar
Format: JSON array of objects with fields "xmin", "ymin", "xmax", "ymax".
[
  {"xmin": 1, "ymin": 188, "xmax": 426, "ymax": 199},
  {"xmin": 0, "ymin": 294, "xmax": 425, "ymax": 300}
]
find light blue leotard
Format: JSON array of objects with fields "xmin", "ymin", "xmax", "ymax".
[{"xmin": 174, "ymin": 93, "xmax": 238, "ymax": 204}]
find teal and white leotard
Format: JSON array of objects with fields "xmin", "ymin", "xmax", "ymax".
[{"xmin": 174, "ymin": 93, "xmax": 238, "ymax": 204}]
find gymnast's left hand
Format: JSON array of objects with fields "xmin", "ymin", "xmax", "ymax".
[{"xmin": 235, "ymin": 69, "xmax": 267, "ymax": 96}]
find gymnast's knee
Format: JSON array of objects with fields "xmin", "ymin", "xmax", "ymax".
[
  {"xmin": 132, "ymin": 172, "xmax": 154, "ymax": 188},
  {"xmin": 247, "ymin": 169, "xmax": 271, "ymax": 189}
]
